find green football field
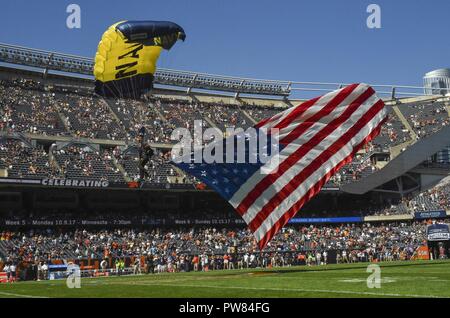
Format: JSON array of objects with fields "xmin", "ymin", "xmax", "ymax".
[{"xmin": 1, "ymin": 260, "xmax": 450, "ymax": 298}]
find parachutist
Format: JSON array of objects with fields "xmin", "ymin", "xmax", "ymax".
[
  {"xmin": 93, "ymin": 20, "xmax": 185, "ymax": 99},
  {"xmin": 139, "ymin": 142, "xmax": 155, "ymax": 181}
]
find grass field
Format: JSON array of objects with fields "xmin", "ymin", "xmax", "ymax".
[{"xmin": 1, "ymin": 260, "xmax": 450, "ymax": 298}]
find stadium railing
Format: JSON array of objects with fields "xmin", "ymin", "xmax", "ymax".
[{"xmin": 2, "ymin": 43, "xmax": 450, "ymax": 99}]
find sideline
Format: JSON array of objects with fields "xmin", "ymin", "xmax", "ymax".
[{"xmin": 0, "ymin": 291, "xmax": 49, "ymax": 298}]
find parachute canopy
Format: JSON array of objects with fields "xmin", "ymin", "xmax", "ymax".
[{"xmin": 94, "ymin": 20, "xmax": 185, "ymax": 99}]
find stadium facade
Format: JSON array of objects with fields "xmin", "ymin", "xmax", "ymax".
[{"xmin": 1, "ymin": 44, "xmax": 450, "ymax": 215}]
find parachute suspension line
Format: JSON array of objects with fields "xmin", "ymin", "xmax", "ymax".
[
  {"xmin": 133, "ymin": 76, "xmax": 138, "ymax": 100},
  {"xmin": 110, "ymin": 79, "xmax": 120, "ymax": 100}
]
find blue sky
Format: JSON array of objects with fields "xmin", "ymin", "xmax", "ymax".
[{"xmin": 0, "ymin": 0, "xmax": 449, "ymax": 86}]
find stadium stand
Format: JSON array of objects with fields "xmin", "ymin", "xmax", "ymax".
[
  {"xmin": 373, "ymin": 108, "xmax": 411, "ymax": 148},
  {"xmin": 0, "ymin": 79, "xmax": 70, "ymax": 136},
  {"xmin": 0, "ymin": 139, "xmax": 58, "ymax": 179},
  {"xmin": 2, "ymin": 76, "xmax": 450, "ymax": 194},
  {"xmin": 404, "ymin": 179, "xmax": 450, "ymax": 212},
  {"xmin": 397, "ymin": 99, "xmax": 450, "ymax": 139},
  {"xmin": 106, "ymin": 98, "xmax": 173, "ymax": 143},
  {"xmin": 202, "ymin": 102, "xmax": 252, "ymax": 130},
  {"xmin": 54, "ymin": 145, "xmax": 124, "ymax": 182},
  {"xmin": 56, "ymin": 93, "xmax": 127, "ymax": 140},
  {"xmin": 153, "ymin": 98, "xmax": 211, "ymax": 135}
]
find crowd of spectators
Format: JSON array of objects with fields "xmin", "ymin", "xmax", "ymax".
[
  {"xmin": 374, "ymin": 110, "xmax": 411, "ymax": 149},
  {"xmin": 56, "ymin": 93, "xmax": 126, "ymax": 140},
  {"xmin": 1, "ymin": 219, "xmax": 446, "ymax": 274},
  {"xmin": 107, "ymin": 98, "xmax": 174, "ymax": 143},
  {"xmin": 202, "ymin": 102, "xmax": 251, "ymax": 131},
  {"xmin": 329, "ymin": 151, "xmax": 380, "ymax": 186},
  {"xmin": 2, "ymin": 78, "xmax": 449, "ymax": 147},
  {"xmin": 153, "ymin": 98, "xmax": 210, "ymax": 135},
  {"xmin": 0, "ymin": 79, "xmax": 69, "ymax": 136},
  {"xmin": 0, "ymin": 139, "xmax": 58, "ymax": 179},
  {"xmin": 404, "ymin": 178, "xmax": 450, "ymax": 212},
  {"xmin": 55, "ymin": 145, "xmax": 123, "ymax": 182},
  {"xmin": 398, "ymin": 100, "xmax": 450, "ymax": 139}
]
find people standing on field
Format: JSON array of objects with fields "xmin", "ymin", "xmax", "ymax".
[
  {"xmin": 192, "ymin": 255, "xmax": 199, "ymax": 271},
  {"xmin": 100, "ymin": 259, "xmax": 108, "ymax": 273},
  {"xmin": 342, "ymin": 250, "xmax": 349, "ymax": 263},
  {"xmin": 9, "ymin": 263, "xmax": 16, "ymax": 282},
  {"xmin": 133, "ymin": 257, "xmax": 141, "ymax": 275},
  {"xmin": 4, "ymin": 263, "xmax": 10, "ymax": 283}
]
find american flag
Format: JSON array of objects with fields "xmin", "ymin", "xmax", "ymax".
[{"xmin": 174, "ymin": 84, "xmax": 387, "ymax": 249}]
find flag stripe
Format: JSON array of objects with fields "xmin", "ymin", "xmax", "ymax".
[
  {"xmin": 256, "ymin": 116, "xmax": 387, "ymax": 249},
  {"xmin": 242, "ymin": 93, "xmax": 381, "ymax": 226},
  {"xmin": 248, "ymin": 99, "xmax": 385, "ymax": 234},
  {"xmin": 236, "ymin": 85, "xmax": 375, "ymax": 216}
]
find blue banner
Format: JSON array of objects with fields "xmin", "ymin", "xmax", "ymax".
[
  {"xmin": 288, "ymin": 217, "xmax": 363, "ymax": 224},
  {"xmin": 48, "ymin": 264, "xmax": 68, "ymax": 280},
  {"xmin": 415, "ymin": 210, "xmax": 447, "ymax": 219}
]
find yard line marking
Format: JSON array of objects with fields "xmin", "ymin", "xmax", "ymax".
[
  {"xmin": 0, "ymin": 291, "xmax": 49, "ymax": 298},
  {"xmin": 132, "ymin": 282, "xmax": 446, "ymax": 298}
]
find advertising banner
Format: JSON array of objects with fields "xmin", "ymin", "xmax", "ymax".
[
  {"xmin": 415, "ymin": 210, "xmax": 447, "ymax": 219},
  {"xmin": 427, "ymin": 223, "xmax": 450, "ymax": 241},
  {"xmin": 289, "ymin": 217, "xmax": 363, "ymax": 224}
]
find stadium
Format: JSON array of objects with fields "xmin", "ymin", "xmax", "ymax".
[{"xmin": 1, "ymin": 2, "xmax": 450, "ymax": 300}]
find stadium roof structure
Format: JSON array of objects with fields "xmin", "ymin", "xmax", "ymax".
[{"xmin": 1, "ymin": 42, "xmax": 449, "ymax": 100}]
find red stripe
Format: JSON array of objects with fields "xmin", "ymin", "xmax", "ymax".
[
  {"xmin": 236, "ymin": 86, "xmax": 374, "ymax": 216},
  {"xmin": 249, "ymin": 99, "xmax": 385, "ymax": 233},
  {"xmin": 257, "ymin": 116, "xmax": 387, "ymax": 249}
]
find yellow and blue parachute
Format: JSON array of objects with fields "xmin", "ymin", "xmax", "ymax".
[{"xmin": 94, "ymin": 21, "xmax": 185, "ymax": 99}]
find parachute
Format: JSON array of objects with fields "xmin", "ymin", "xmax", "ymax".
[{"xmin": 94, "ymin": 20, "xmax": 185, "ymax": 99}]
